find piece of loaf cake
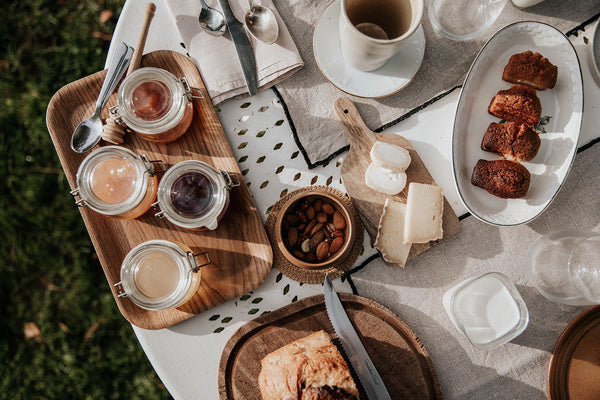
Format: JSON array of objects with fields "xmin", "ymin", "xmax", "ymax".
[
  {"xmin": 374, "ymin": 199, "xmax": 412, "ymax": 267},
  {"xmin": 502, "ymin": 51, "xmax": 558, "ymax": 90},
  {"xmin": 404, "ymin": 183, "xmax": 444, "ymax": 243},
  {"xmin": 471, "ymin": 159, "xmax": 531, "ymax": 199},
  {"xmin": 488, "ymin": 84, "xmax": 542, "ymax": 126},
  {"xmin": 481, "ymin": 122, "xmax": 541, "ymax": 162},
  {"xmin": 258, "ymin": 330, "xmax": 359, "ymax": 400}
]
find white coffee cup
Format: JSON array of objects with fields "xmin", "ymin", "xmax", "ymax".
[{"xmin": 339, "ymin": 0, "xmax": 424, "ymax": 71}]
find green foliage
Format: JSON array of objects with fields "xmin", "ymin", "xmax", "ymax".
[{"xmin": 0, "ymin": 1, "xmax": 170, "ymax": 399}]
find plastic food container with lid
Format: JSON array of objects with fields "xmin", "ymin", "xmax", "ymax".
[
  {"xmin": 71, "ymin": 146, "xmax": 165, "ymax": 219},
  {"xmin": 153, "ymin": 160, "xmax": 240, "ymax": 230},
  {"xmin": 115, "ymin": 239, "xmax": 211, "ymax": 310},
  {"xmin": 113, "ymin": 67, "xmax": 196, "ymax": 143}
]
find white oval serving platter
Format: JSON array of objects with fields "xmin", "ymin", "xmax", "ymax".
[{"xmin": 452, "ymin": 21, "xmax": 583, "ymax": 226}]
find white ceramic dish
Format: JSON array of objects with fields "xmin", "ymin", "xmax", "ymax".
[
  {"xmin": 312, "ymin": 0, "xmax": 425, "ymax": 98},
  {"xmin": 452, "ymin": 21, "xmax": 583, "ymax": 226}
]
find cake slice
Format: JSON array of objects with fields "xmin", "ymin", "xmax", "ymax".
[
  {"xmin": 374, "ymin": 199, "xmax": 412, "ymax": 267},
  {"xmin": 488, "ymin": 84, "xmax": 542, "ymax": 126},
  {"xmin": 258, "ymin": 330, "xmax": 359, "ymax": 400},
  {"xmin": 481, "ymin": 122, "xmax": 541, "ymax": 162},
  {"xmin": 471, "ymin": 159, "xmax": 531, "ymax": 199},
  {"xmin": 502, "ymin": 51, "xmax": 558, "ymax": 90},
  {"xmin": 404, "ymin": 183, "xmax": 444, "ymax": 243}
]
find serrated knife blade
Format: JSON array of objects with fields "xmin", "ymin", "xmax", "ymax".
[
  {"xmin": 323, "ymin": 274, "xmax": 392, "ymax": 400},
  {"xmin": 216, "ymin": 0, "xmax": 258, "ymax": 95}
]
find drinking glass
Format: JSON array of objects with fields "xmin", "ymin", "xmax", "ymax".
[
  {"xmin": 527, "ymin": 231, "xmax": 600, "ymax": 305},
  {"xmin": 427, "ymin": 0, "xmax": 508, "ymax": 41}
]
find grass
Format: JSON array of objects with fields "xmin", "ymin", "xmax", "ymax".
[{"xmin": 0, "ymin": 1, "xmax": 171, "ymax": 398}]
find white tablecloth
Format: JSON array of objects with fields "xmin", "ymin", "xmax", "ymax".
[{"xmin": 108, "ymin": 1, "xmax": 600, "ymax": 398}]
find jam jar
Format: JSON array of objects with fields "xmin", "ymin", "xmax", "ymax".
[
  {"xmin": 153, "ymin": 160, "xmax": 239, "ymax": 230},
  {"xmin": 115, "ymin": 67, "xmax": 194, "ymax": 143},
  {"xmin": 71, "ymin": 146, "xmax": 165, "ymax": 219},
  {"xmin": 115, "ymin": 240, "xmax": 211, "ymax": 310}
]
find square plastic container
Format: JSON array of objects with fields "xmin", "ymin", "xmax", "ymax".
[{"xmin": 443, "ymin": 272, "xmax": 529, "ymax": 350}]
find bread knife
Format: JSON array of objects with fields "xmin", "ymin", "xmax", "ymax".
[
  {"xmin": 216, "ymin": 0, "xmax": 258, "ymax": 95},
  {"xmin": 323, "ymin": 274, "xmax": 392, "ymax": 400}
]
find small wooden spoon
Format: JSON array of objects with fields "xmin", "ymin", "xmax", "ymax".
[{"xmin": 102, "ymin": 2, "xmax": 156, "ymax": 145}]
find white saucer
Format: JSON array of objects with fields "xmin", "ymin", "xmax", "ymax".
[{"xmin": 313, "ymin": 0, "xmax": 426, "ymax": 98}]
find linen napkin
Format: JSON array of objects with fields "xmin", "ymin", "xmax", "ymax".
[{"xmin": 167, "ymin": 0, "xmax": 303, "ymax": 104}]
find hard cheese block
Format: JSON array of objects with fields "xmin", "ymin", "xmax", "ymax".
[
  {"xmin": 374, "ymin": 199, "xmax": 412, "ymax": 267},
  {"xmin": 404, "ymin": 183, "xmax": 444, "ymax": 243}
]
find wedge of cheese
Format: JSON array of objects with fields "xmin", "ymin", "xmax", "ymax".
[
  {"xmin": 404, "ymin": 183, "xmax": 443, "ymax": 243},
  {"xmin": 374, "ymin": 199, "xmax": 412, "ymax": 267},
  {"xmin": 370, "ymin": 141, "xmax": 411, "ymax": 171},
  {"xmin": 365, "ymin": 163, "xmax": 407, "ymax": 195}
]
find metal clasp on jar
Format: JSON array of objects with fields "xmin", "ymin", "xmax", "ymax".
[
  {"xmin": 139, "ymin": 154, "xmax": 167, "ymax": 176},
  {"xmin": 70, "ymin": 188, "xmax": 88, "ymax": 207},
  {"xmin": 187, "ymin": 251, "xmax": 211, "ymax": 273},
  {"xmin": 221, "ymin": 170, "xmax": 240, "ymax": 191},
  {"xmin": 114, "ymin": 282, "xmax": 127, "ymax": 298},
  {"xmin": 180, "ymin": 77, "xmax": 205, "ymax": 101},
  {"xmin": 108, "ymin": 104, "xmax": 125, "ymax": 126}
]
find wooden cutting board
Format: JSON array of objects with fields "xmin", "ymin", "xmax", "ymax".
[
  {"xmin": 218, "ymin": 293, "xmax": 442, "ymax": 399},
  {"xmin": 335, "ymin": 97, "xmax": 460, "ymax": 264},
  {"xmin": 46, "ymin": 50, "xmax": 272, "ymax": 329}
]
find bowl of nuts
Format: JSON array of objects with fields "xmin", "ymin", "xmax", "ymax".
[{"xmin": 275, "ymin": 188, "xmax": 357, "ymax": 270}]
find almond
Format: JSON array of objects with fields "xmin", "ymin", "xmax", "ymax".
[
  {"xmin": 296, "ymin": 209, "xmax": 308, "ymax": 223},
  {"xmin": 292, "ymin": 249, "xmax": 305, "ymax": 259},
  {"xmin": 304, "ymin": 219, "xmax": 317, "ymax": 236},
  {"xmin": 322, "ymin": 203, "xmax": 335, "ymax": 215},
  {"xmin": 308, "ymin": 230, "xmax": 326, "ymax": 251},
  {"xmin": 329, "ymin": 236, "xmax": 344, "ymax": 254},
  {"xmin": 314, "ymin": 199, "xmax": 322, "ymax": 212},
  {"xmin": 305, "ymin": 206, "xmax": 315, "ymax": 220},
  {"xmin": 332, "ymin": 229, "xmax": 344, "ymax": 238},
  {"xmin": 316, "ymin": 212, "xmax": 328, "ymax": 223},
  {"xmin": 305, "ymin": 252, "xmax": 317, "ymax": 263},
  {"xmin": 316, "ymin": 241, "xmax": 330, "ymax": 261},
  {"xmin": 287, "ymin": 227, "xmax": 298, "ymax": 247},
  {"xmin": 333, "ymin": 211, "xmax": 346, "ymax": 230},
  {"xmin": 310, "ymin": 222, "xmax": 324, "ymax": 237}
]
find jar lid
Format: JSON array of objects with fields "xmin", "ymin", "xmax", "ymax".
[
  {"xmin": 155, "ymin": 160, "xmax": 233, "ymax": 230},
  {"xmin": 118, "ymin": 240, "xmax": 200, "ymax": 310},
  {"xmin": 117, "ymin": 67, "xmax": 188, "ymax": 135},
  {"xmin": 74, "ymin": 146, "xmax": 153, "ymax": 215}
]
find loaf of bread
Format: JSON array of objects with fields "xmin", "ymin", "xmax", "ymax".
[
  {"xmin": 258, "ymin": 331, "xmax": 359, "ymax": 400},
  {"xmin": 481, "ymin": 122, "xmax": 541, "ymax": 162},
  {"xmin": 471, "ymin": 159, "xmax": 531, "ymax": 199},
  {"xmin": 502, "ymin": 51, "xmax": 558, "ymax": 90},
  {"xmin": 488, "ymin": 84, "xmax": 542, "ymax": 126}
]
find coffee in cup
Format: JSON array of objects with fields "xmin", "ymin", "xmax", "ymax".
[{"xmin": 339, "ymin": 0, "xmax": 424, "ymax": 71}]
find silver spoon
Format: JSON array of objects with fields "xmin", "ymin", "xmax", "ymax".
[
  {"xmin": 244, "ymin": 0, "xmax": 279, "ymax": 44},
  {"xmin": 198, "ymin": 0, "xmax": 227, "ymax": 36},
  {"xmin": 70, "ymin": 42, "xmax": 133, "ymax": 153}
]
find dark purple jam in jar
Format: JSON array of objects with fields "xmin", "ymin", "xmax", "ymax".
[{"xmin": 169, "ymin": 172, "xmax": 215, "ymax": 217}]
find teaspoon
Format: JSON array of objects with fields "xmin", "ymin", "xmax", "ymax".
[
  {"xmin": 70, "ymin": 42, "xmax": 133, "ymax": 153},
  {"xmin": 198, "ymin": 0, "xmax": 227, "ymax": 36},
  {"xmin": 244, "ymin": 0, "xmax": 279, "ymax": 44}
]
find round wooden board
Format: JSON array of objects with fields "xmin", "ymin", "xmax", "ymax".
[
  {"xmin": 548, "ymin": 305, "xmax": 600, "ymax": 400},
  {"xmin": 218, "ymin": 293, "xmax": 442, "ymax": 399}
]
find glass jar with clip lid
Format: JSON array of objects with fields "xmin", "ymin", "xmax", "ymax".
[
  {"xmin": 111, "ymin": 67, "xmax": 203, "ymax": 143},
  {"xmin": 115, "ymin": 239, "xmax": 211, "ymax": 311},
  {"xmin": 152, "ymin": 160, "xmax": 240, "ymax": 230},
  {"xmin": 71, "ymin": 146, "xmax": 166, "ymax": 219}
]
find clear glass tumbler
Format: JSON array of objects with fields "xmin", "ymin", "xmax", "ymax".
[
  {"xmin": 427, "ymin": 0, "xmax": 508, "ymax": 41},
  {"xmin": 527, "ymin": 231, "xmax": 600, "ymax": 305}
]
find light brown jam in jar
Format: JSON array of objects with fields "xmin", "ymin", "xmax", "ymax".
[
  {"xmin": 72, "ymin": 146, "xmax": 164, "ymax": 219},
  {"xmin": 116, "ymin": 240, "xmax": 211, "ymax": 311},
  {"xmin": 116, "ymin": 67, "xmax": 193, "ymax": 144}
]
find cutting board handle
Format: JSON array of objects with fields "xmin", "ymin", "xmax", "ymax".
[{"xmin": 334, "ymin": 97, "xmax": 376, "ymax": 148}]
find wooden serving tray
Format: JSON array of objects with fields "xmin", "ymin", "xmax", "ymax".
[
  {"xmin": 335, "ymin": 97, "xmax": 460, "ymax": 264},
  {"xmin": 46, "ymin": 51, "xmax": 273, "ymax": 329},
  {"xmin": 218, "ymin": 293, "xmax": 442, "ymax": 399}
]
